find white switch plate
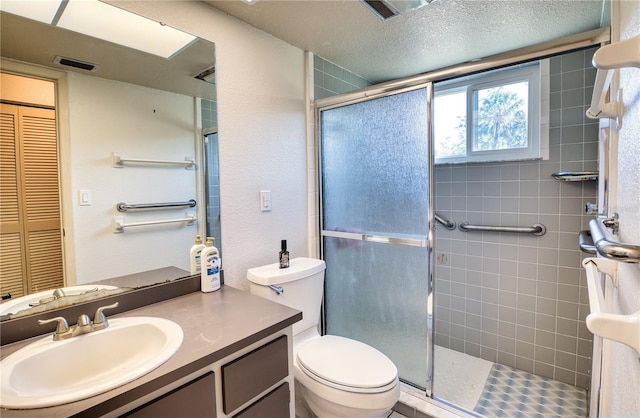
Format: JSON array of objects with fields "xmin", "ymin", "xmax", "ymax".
[
  {"xmin": 79, "ymin": 189, "xmax": 92, "ymax": 206},
  {"xmin": 260, "ymin": 190, "xmax": 271, "ymax": 212}
]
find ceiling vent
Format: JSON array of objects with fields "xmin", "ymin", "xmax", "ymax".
[
  {"xmin": 53, "ymin": 56, "xmax": 100, "ymax": 72},
  {"xmin": 361, "ymin": 0, "xmax": 398, "ymax": 20},
  {"xmin": 361, "ymin": 0, "xmax": 431, "ymax": 20},
  {"xmin": 194, "ymin": 66, "xmax": 216, "ymax": 83}
]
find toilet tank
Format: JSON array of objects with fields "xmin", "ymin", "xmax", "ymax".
[{"xmin": 247, "ymin": 257, "xmax": 325, "ymax": 336}]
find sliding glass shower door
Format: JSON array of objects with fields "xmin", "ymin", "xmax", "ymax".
[{"xmin": 319, "ymin": 86, "xmax": 433, "ymax": 391}]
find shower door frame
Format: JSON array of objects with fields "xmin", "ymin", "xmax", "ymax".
[
  {"xmin": 312, "ymin": 28, "xmax": 609, "ymax": 404},
  {"xmin": 315, "ymin": 83, "xmax": 436, "ymax": 396}
]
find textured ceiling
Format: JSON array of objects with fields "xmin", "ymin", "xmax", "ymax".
[
  {"xmin": 1, "ymin": 1, "xmax": 608, "ymax": 94},
  {"xmin": 204, "ymin": 0, "xmax": 609, "ymax": 83}
]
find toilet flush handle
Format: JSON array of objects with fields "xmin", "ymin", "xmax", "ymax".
[{"xmin": 269, "ymin": 285, "xmax": 284, "ymax": 295}]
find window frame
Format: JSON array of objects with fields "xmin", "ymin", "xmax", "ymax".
[{"xmin": 434, "ymin": 61, "xmax": 548, "ymax": 164}]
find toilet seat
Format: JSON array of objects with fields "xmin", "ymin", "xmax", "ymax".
[{"xmin": 296, "ymin": 335, "xmax": 398, "ymax": 394}]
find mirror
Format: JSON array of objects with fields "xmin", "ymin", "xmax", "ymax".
[{"xmin": 0, "ymin": 7, "xmax": 218, "ymax": 321}]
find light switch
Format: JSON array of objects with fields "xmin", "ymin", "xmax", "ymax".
[
  {"xmin": 79, "ymin": 189, "xmax": 92, "ymax": 206},
  {"xmin": 260, "ymin": 190, "xmax": 271, "ymax": 212}
]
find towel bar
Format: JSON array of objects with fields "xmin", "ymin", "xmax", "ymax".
[
  {"xmin": 112, "ymin": 152, "xmax": 195, "ymax": 169},
  {"xmin": 582, "ymin": 257, "xmax": 640, "ymax": 356},
  {"xmin": 113, "ymin": 213, "xmax": 196, "ymax": 233}
]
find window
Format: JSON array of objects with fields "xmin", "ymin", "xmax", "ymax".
[{"xmin": 434, "ymin": 62, "xmax": 548, "ymax": 164}]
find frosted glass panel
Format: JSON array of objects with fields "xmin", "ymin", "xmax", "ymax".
[
  {"xmin": 320, "ymin": 87, "xmax": 430, "ymax": 388},
  {"xmin": 324, "ymin": 236, "xmax": 429, "ymax": 386},
  {"xmin": 321, "ymin": 89, "xmax": 429, "ymax": 237}
]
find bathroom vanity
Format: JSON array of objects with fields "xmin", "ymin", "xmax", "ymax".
[{"xmin": 0, "ymin": 285, "xmax": 302, "ymax": 417}]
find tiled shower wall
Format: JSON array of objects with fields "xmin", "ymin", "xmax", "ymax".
[
  {"xmin": 433, "ymin": 47, "xmax": 599, "ymax": 389},
  {"xmin": 313, "ymin": 55, "xmax": 371, "ymax": 100}
]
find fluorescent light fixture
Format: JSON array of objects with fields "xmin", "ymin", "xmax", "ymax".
[
  {"xmin": 0, "ymin": 0, "xmax": 62, "ymax": 24},
  {"xmin": 1, "ymin": 0, "xmax": 197, "ymax": 59},
  {"xmin": 56, "ymin": 0, "xmax": 196, "ymax": 59}
]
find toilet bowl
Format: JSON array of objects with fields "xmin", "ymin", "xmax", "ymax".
[
  {"xmin": 294, "ymin": 331, "xmax": 400, "ymax": 418},
  {"xmin": 247, "ymin": 257, "xmax": 400, "ymax": 418}
]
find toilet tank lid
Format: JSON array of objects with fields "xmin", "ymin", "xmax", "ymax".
[{"xmin": 247, "ymin": 257, "xmax": 325, "ymax": 285}]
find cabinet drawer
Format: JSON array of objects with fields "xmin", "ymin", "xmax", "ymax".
[
  {"xmin": 222, "ymin": 335, "xmax": 288, "ymax": 414},
  {"xmin": 233, "ymin": 382, "xmax": 289, "ymax": 418},
  {"xmin": 123, "ymin": 371, "xmax": 216, "ymax": 418}
]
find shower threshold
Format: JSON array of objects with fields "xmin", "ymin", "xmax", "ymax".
[{"xmin": 394, "ymin": 383, "xmax": 474, "ymax": 418}]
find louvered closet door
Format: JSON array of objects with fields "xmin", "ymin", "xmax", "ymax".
[{"xmin": 0, "ymin": 104, "xmax": 63, "ymax": 298}]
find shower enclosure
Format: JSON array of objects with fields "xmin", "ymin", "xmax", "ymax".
[
  {"xmin": 319, "ymin": 87, "xmax": 434, "ymax": 391},
  {"xmin": 316, "ymin": 37, "xmax": 603, "ymax": 416}
]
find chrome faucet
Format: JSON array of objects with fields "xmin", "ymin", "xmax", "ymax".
[
  {"xmin": 38, "ymin": 302, "xmax": 119, "ymax": 341},
  {"xmin": 29, "ymin": 288, "xmax": 67, "ymax": 307}
]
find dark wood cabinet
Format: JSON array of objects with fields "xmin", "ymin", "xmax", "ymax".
[
  {"xmin": 233, "ymin": 383, "xmax": 290, "ymax": 418},
  {"xmin": 124, "ymin": 372, "xmax": 216, "ymax": 418},
  {"xmin": 121, "ymin": 334, "xmax": 290, "ymax": 417},
  {"xmin": 222, "ymin": 335, "xmax": 288, "ymax": 414}
]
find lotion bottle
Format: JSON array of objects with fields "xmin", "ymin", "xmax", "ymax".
[
  {"xmin": 189, "ymin": 235, "xmax": 206, "ymax": 275},
  {"xmin": 279, "ymin": 239, "xmax": 289, "ymax": 269},
  {"xmin": 200, "ymin": 237, "xmax": 220, "ymax": 292}
]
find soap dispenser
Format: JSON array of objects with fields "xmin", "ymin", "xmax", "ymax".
[
  {"xmin": 201, "ymin": 237, "xmax": 220, "ymax": 292},
  {"xmin": 189, "ymin": 235, "xmax": 206, "ymax": 274}
]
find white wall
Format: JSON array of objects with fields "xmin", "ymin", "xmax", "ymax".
[
  {"xmin": 65, "ymin": 73, "xmax": 197, "ymax": 283},
  {"xmin": 110, "ymin": 1, "xmax": 308, "ymax": 289},
  {"xmin": 605, "ymin": 0, "xmax": 640, "ymax": 416}
]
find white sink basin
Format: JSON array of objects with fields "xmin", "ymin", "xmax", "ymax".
[
  {"xmin": 0, "ymin": 316, "xmax": 183, "ymax": 409},
  {"xmin": 0, "ymin": 285, "xmax": 118, "ymax": 316}
]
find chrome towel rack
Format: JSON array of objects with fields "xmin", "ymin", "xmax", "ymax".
[
  {"xmin": 459, "ymin": 222, "xmax": 546, "ymax": 236},
  {"xmin": 589, "ymin": 215, "xmax": 640, "ymax": 262},
  {"xmin": 116, "ymin": 199, "xmax": 197, "ymax": 212},
  {"xmin": 112, "ymin": 152, "xmax": 195, "ymax": 169},
  {"xmin": 434, "ymin": 212, "xmax": 456, "ymax": 230},
  {"xmin": 113, "ymin": 213, "xmax": 196, "ymax": 233}
]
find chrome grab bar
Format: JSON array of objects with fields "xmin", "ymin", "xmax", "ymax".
[
  {"xmin": 578, "ymin": 230, "xmax": 597, "ymax": 255},
  {"xmin": 459, "ymin": 222, "xmax": 546, "ymax": 236},
  {"xmin": 116, "ymin": 199, "xmax": 197, "ymax": 212},
  {"xmin": 589, "ymin": 216, "xmax": 640, "ymax": 263},
  {"xmin": 434, "ymin": 212, "xmax": 456, "ymax": 230}
]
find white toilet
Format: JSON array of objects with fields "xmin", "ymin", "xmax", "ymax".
[{"xmin": 247, "ymin": 257, "xmax": 400, "ymax": 418}]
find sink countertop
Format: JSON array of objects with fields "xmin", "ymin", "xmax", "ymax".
[{"xmin": 0, "ymin": 285, "xmax": 302, "ymax": 417}]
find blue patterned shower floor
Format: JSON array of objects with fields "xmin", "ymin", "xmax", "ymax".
[{"xmin": 474, "ymin": 363, "xmax": 588, "ymax": 418}]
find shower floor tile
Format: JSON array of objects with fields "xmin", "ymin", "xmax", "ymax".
[{"xmin": 474, "ymin": 363, "xmax": 588, "ymax": 418}]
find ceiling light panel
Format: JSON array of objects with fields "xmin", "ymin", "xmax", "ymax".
[
  {"xmin": 0, "ymin": 0, "xmax": 62, "ymax": 24},
  {"xmin": 56, "ymin": 0, "xmax": 196, "ymax": 59}
]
